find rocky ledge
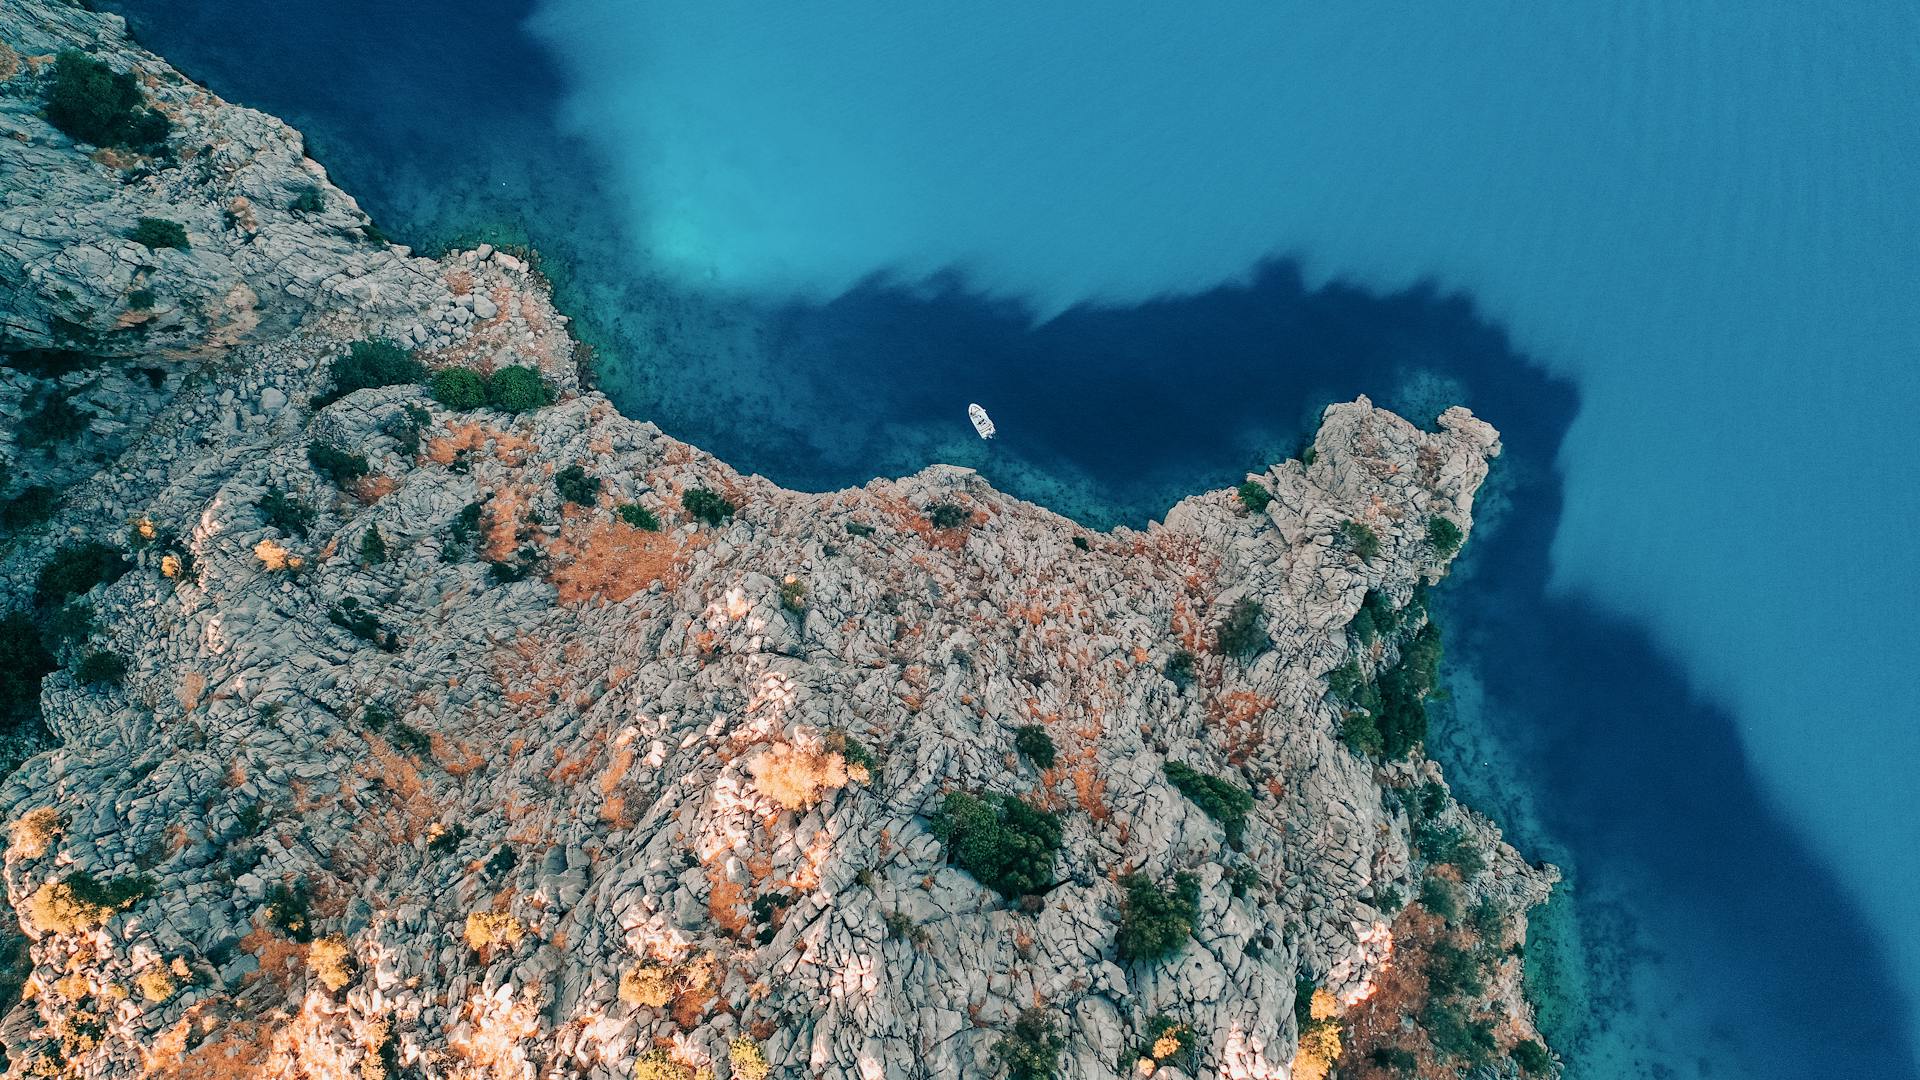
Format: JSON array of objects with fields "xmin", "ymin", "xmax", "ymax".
[{"xmin": 0, "ymin": 3, "xmax": 1558, "ymax": 1079}]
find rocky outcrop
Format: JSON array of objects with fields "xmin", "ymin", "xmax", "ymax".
[{"xmin": 0, "ymin": 3, "xmax": 1558, "ymax": 1079}]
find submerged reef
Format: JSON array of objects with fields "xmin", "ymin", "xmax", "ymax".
[{"xmin": 0, "ymin": 2, "xmax": 1555, "ymax": 1077}]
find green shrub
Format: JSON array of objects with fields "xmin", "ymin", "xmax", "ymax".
[
  {"xmin": 1422, "ymin": 997, "xmax": 1497, "ymax": 1067},
  {"xmin": 1511, "ymin": 1039, "xmax": 1553, "ymax": 1074},
  {"xmin": 1132, "ymin": 1015, "xmax": 1198, "ymax": 1073},
  {"xmin": 41, "ymin": 601, "xmax": 94, "ymax": 648},
  {"xmin": 1377, "ymin": 622, "xmax": 1442, "ymax": 759},
  {"xmin": 1214, "ymin": 598, "xmax": 1268, "ymax": 659},
  {"xmin": 1116, "ymin": 872, "xmax": 1199, "ymax": 963},
  {"xmin": 328, "ymin": 598, "xmax": 397, "ymax": 652},
  {"xmin": 1415, "ymin": 821, "xmax": 1486, "ymax": 880},
  {"xmin": 35, "ymin": 541, "xmax": 128, "ymax": 607},
  {"xmin": 256, "ymin": 486, "xmax": 317, "ymax": 539},
  {"xmin": 18, "ymin": 387, "xmax": 88, "ymax": 448},
  {"xmin": 358, "ymin": 526, "xmax": 387, "ymax": 565},
  {"xmin": 307, "ymin": 440, "xmax": 369, "ymax": 487},
  {"xmin": 427, "ymin": 821, "xmax": 468, "ymax": 854},
  {"xmin": 925, "ymin": 502, "xmax": 969, "ymax": 529},
  {"xmin": 1339, "ymin": 713, "xmax": 1384, "ymax": 758},
  {"xmin": 1163, "ymin": 762, "xmax": 1254, "ymax": 845},
  {"xmin": 2, "ymin": 485, "xmax": 58, "ymax": 531},
  {"xmin": 682, "ymin": 487, "xmax": 735, "ymax": 526},
  {"xmin": 617, "ymin": 503, "xmax": 660, "ymax": 530},
  {"xmin": 1013, "ymin": 725, "xmax": 1056, "ymax": 769},
  {"xmin": 485, "ymin": 365, "xmax": 551, "ymax": 413},
  {"xmin": 1236, "ymin": 480, "xmax": 1272, "ymax": 513},
  {"xmin": 1072, "ymin": 535, "xmax": 1090, "ymax": 551},
  {"xmin": 44, "ymin": 51, "xmax": 170, "ymax": 151},
  {"xmin": 555, "ymin": 465, "xmax": 600, "ymax": 506},
  {"xmin": 74, "ymin": 650, "xmax": 125, "ymax": 687},
  {"xmin": 127, "ymin": 287, "xmax": 155, "ymax": 310},
  {"xmin": 0, "ymin": 612, "xmax": 57, "ymax": 721},
  {"xmin": 128, "ymin": 217, "xmax": 189, "ymax": 251},
  {"xmin": 1425, "ymin": 940, "xmax": 1486, "ymax": 1000},
  {"xmin": 1163, "ymin": 648, "xmax": 1196, "ymax": 689},
  {"xmin": 1427, "ymin": 515, "xmax": 1464, "ymax": 556},
  {"xmin": 779, "ymin": 576, "xmax": 808, "ymax": 613},
  {"xmin": 322, "ymin": 340, "xmax": 424, "ymax": 406},
  {"xmin": 264, "ymin": 880, "xmax": 312, "ymax": 941},
  {"xmin": 442, "ymin": 501, "xmax": 484, "ymax": 561},
  {"xmin": 1370, "ymin": 1046, "xmax": 1419, "ymax": 1073},
  {"xmin": 844, "ymin": 521, "xmax": 875, "ymax": 537},
  {"xmin": 428, "ymin": 367, "xmax": 486, "ymax": 409},
  {"xmin": 1340, "ymin": 519, "xmax": 1381, "ymax": 561},
  {"xmin": 290, "ymin": 186, "xmax": 326, "ymax": 214},
  {"xmin": 829, "ymin": 730, "xmax": 879, "ymax": 778},
  {"xmin": 930, "ymin": 791, "xmax": 1062, "ymax": 898},
  {"xmin": 994, "ymin": 1008, "xmax": 1065, "ymax": 1080}
]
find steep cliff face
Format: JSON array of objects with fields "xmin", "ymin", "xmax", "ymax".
[{"xmin": 0, "ymin": 4, "xmax": 1557, "ymax": 1079}]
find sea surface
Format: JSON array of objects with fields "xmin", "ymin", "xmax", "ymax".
[{"xmin": 94, "ymin": 1, "xmax": 1920, "ymax": 1076}]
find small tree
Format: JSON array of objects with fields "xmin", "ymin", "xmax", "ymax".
[
  {"xmin": 1236, "ymin": 480, "xmax": 1273, "ymax": 513},
  {"xmin": 1427, "ymin": 515, "xmax": 1464, "ymax": 556},
  {"xmin": 35, "ymin": 541, "xmax": 129, "ymax": 608},
  {"xmin": 485, "ymin": 365, "xmax": 552, "ymax": 413},
  {"xmin": 1340, "ymin": 519, "xmax": 1382, "ymax": 561},
  {"xmin": 74, "ymin": 650, "xmax": 126, "ymax": 687},
  {"xmin": 1163, "ymin": 648, "xmax": 1196, "ymax": 689},
  {"xmin": 1116, "ymin": 872, "xmax": 1199, "ymax": 963},
  {"xmin": 1163, "ymin": 762, "xmax": 1254, "ymax": 845},
  {"xmin": 308, "ymin": 440, "xmax": 369, "ymax": 487},
  {"xmin": 926, "ymin": 502, "xmax": 969, "ymax": 529},
  {"xmin": 1013, "ymin": 725, "xmax": 1056, "ymax": 769},
  {"xmin": 358, "ymin": 526, "xmax": 387, "ymax": 565},
  {"xmin": 993, "ymin": 1008, "xmax": 1064, "ymax": 1080},
  {"xmin": 617, "ymin": 503, "xmax": 660, "ymax": 530},
  {"xmin": 290, "ymin": 186, "xmax": 326, "ymax": 214},
  {"xmin": 322, "ymin": 340, "xmax": 424, "ymax": 406},
  {"xmin": 555, "ymin": 465, "xmax": 600, "ymax": 506},
  {"xmin": 930, "ymin": 791, "xmax": 1062, "ymax": 898},
  {"xmin": 429, "ymin": 367, "xmax": 486, "ymax": 410},
  {"xmin": 128, "ymin": 217, "xmax": 189, "ymax": 250},
  {"xmin": 256, "ymin": 486, "xmax": 317, "ymax": 538}
]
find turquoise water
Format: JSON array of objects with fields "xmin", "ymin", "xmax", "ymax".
[{"xmin": 94, "ymin": 1, "xmax": 1920, "ymax": 1075}]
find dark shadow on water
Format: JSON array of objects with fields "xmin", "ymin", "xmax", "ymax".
[{"xmin": 80, "ymin": 3, "xmax": 1920, "ymax": 1073}]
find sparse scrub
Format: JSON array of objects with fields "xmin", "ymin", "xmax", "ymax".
[
  {"xmin": 1116, "ymin": 872, "xmax": 1199, "ymax": 963},
  {"xmin": 1163, "ymin": 761, "xmax": 1254, "ymax": 845},
  {"xmin": 44, "ymin": 50, "xmax": 170, "ymax": 150},
  {"xmin": 1340, "ymin": 519, "xmax": 1382, "ymax": 561},
  {"xmin": 930, "ymin": 791, "xmax": 1062, "ymax": 898},
  {"xmin": 309, "ymin": 935, "xmax": 355, "ymax": 991},
  {"xmin": 747, "ymin": 741, "xmax": 848, "ymax": 810},
  {"xmin": 1163, "ymin": 648, "xmax": 1196, "ymax": 689},
  {"xmin": 18, "ymin": 386, "xmax": 88, "ymax": 448},
  {"xmin": 1132, "ymin": 1016, "xmax": 1197, "ymax": 1075},
  {"xmin": 128, "ymin": 217, "xmax": 189, "ymax": 251},
  {"xmin": 619, "ymin": 964, "xmax": 675, "ymax": 1008},
  {"xmin": 1214, "ymin": 598, "xmax": 1269, "ymax": 659},
  {"xmin": 308, "ymin": 440, "xmax": 369, "ymax": 487},
  {"xmin": 290, "ymin": 186, "xmax": 326, "ymax": 214},
  {"xmin": 2, "ymin": 484, "xmax": 58, "ymax": 530},
  {"xmin": 729, "ymin": 1036, "xmax": 772, "ymax": 1080},
  {"xmin": 23, "ymin": 872, "xmax": 153, "ymax": 935},
  {"xmin": 682, "ymin": 487, "xmax": 735, "ymax": 525},
  {"xmin": 264, "ymin": 880, "xmax": 313, "ymax": 941},
  {"xmin": 616, "ymin": 503, "xmax": 659, "ymax": 530},
  {"xmin": 993, "ymin": 1007, "xmax": 1064, "ymax": 1080},
  {"xmin": 462, "ymin": 911, "xmax": 523, "ymax": 952},
  {"xmin": 632, "ymin": 1051, "xmax": 695, "ymax": 1080},
  {"xmin": 329, "ymin": 598, "xmax": 398, "ymax": 651},
  {"xmin": 1512, "ymin": 1039, "xmax": 1553, "ymax": 1074},
  {"xmin": 256, "ymin": 486, "xmax": 317, "ymax": 538},
  {"xmin": 8, "ymin": 808, "xmax": 64, "ymax": 860},
  {"xmin": 779, "ymin": 575, "xmax": 808, "ymax": 613},
  {"xmin": 1013, "ymin": 725, "xmax": 1056, "ymax": 769},
  {"xmin": 135, "ymin": 967, "xmax": 176, "ymax": 1003},
  {"xmin": 555, "ymin": 464, "xmax": 600, "ymax": 506},
  {"xmin": 1419, "ymin": 875, "xmax": 1460, "ymax": 924}
]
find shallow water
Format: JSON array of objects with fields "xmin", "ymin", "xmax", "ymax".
[{"xmin": 94, "ymin": 0, "xmax": 1920, "ymax": 1074}]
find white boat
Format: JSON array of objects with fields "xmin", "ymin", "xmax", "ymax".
[{"xmin": 968, "ymin": 403, "xmax": 996, "ymax": 439}]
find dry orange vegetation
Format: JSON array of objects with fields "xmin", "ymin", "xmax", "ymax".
[
  {"xmin": 425, "ymin": 423, "xmax": 533, "ymax": 467},
  {"xmin": 546, "ymin": 519, "xmax": 693, "ymax": 604}
]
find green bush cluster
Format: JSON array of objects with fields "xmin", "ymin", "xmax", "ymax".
[
  {"xmin": 358, "ymin": 526, "xmax": 387, "ymax": 565},
  {"xmin": 127, "ymin": 287, "xmax": 156, "ymax": 310},
  {"xmin": 328, "ymin": 598, "xmax": 398, "ymax": 652},
  {"xmin": 1333, "ymin": 617, "xmax": 1443, "ymax": 762},
  {"xmin": 1511, "ymin": 1039, "xmax": 1553, "ymax": 1074},
  {"xmin": 1236, "ymin": 480, "xmax": 1273, "ymax": 513},
  {"xmin": 128, "ymin": 217, "xmax": 188, "ymax": 251},
  {"xmin": 428, "ymin": 367, "xmax": 486, "ymax": 410},
  {"xmin": 925, "ymin": 502, "xmax": 969, "ymax": 529},
  {"xmin": 1013, "ymin": 725, "xmax": 1056, "ymax": 769},
  {"xmin": 555, "ymin": 464, "xmax": 600, "ymax": 506},
  {"xmin": 264, "ymin": 880, "xmax": 313, "ymax": 941},
  {"xmin": 779, "ymin": 576, "xmax": 808, "ymax": 613},
  {"xmin": 74, "ymin": 650, "xmax": 125, "ymax": 687},
  {"xmin": 320, "ymin": 340, "xmax": 424, "ymax": 407},
  {"xmin": 1163, "ymin": 648, "xmax": 1196, "ymax": 689},
  {"xmin": 1116, "ymin": 872, "xmax": 1199, "ymax": 963},
  {"xmin": 1163, "ymin": 761, "xmax": 1254, "ymax": 845},
  {"xmin": 930, "ymin": 791, "xmax": 1062, "ymax": 898},
  {"xmin": 1427, "ymin": 515, "xmax": 1464, "ymax": 556},
  {"xmin": 307, "ymin": 440, "xmax": 369, "ymax": 487},
  {"xmin": 485, "ymin": 365, "xmax": 552, "ymax": 413},
  {"xmin": 617, "ymin": 503, "xmax": 660, "ymax": 530},
  {"xmin": 1214, "ymin": 598, "xmax": 1268, "ymax": 659},
  {"xmin": 993, "ymin": 1007, "xmax": 1064, "ymax": 1080},
  {"xmin": 44, "ymin": 51, "xmax": 171, "ymax": 151},
  {"xmin": 682, "ymin": 487, "xmax": 735, "ymax": 526},
  {"xmin": 290, "ymin": 186, "xmax": 326, "ymax": 214}
]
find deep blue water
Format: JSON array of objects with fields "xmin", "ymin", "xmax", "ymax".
[{"xmin": 94, "ymin": 2, "xmax": 1920, "ymax": 1076}]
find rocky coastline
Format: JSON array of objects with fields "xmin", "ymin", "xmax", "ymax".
[{"xmin": 0, "ymin": 3, "xmax": 1557, "ymax": 1078}]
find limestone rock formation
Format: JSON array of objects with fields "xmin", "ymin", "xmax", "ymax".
[{"xmin": 0, "ymin": 3, "xmax": 1559, "ymax": 1079}]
